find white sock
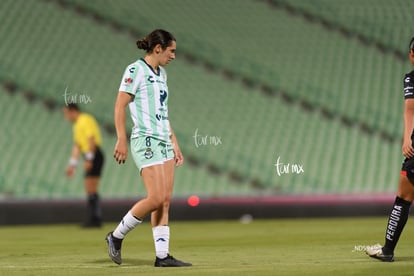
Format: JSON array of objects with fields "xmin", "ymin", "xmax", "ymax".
[
  {"xmin": 153, "ymin": 225, "xmax": 170, "ymax": 259},
  {"xmin": 113, "ymin": 211, "xmax": 142, "ymax": 239}
]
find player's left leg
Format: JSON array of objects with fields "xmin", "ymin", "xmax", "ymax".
[
  {"xmin": 151, "ymin": 159, "xmax": 191, "ymax": 267},
  {"xmin": 366, "ymin": 174, "xmax": 414, "ymax": 261},
  {"xmin": 382, "ymin": 174, "xmax": 414, "ymax": 254},
  {"xmin": 151, "ymin": 159, "xmax": 174, "ymax": 226},
  {"xmin": 151, "ymin": 159, "xmax": 174, "ymax": 258},
  {"xmin": 84, "ymin": 176, "xmax": 102, "ymax": 227},
  {"xmin": 84, "ymin": 147, "xmax": 104, "ymax": 227}
]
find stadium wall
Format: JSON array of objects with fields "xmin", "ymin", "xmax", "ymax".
[{"xmin": 0, "ymin": 194, "xmax": 398, "ymax": 225}]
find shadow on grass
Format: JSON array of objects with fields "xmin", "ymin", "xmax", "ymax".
[
  {"xmin": 395, "ymin": 256, "xmax": 414, "ymax": 262},
  {"xmin": 89, "ymin": 258, "xmax": 153, "ymax": 266}
]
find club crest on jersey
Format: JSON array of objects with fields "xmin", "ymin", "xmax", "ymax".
[{"xmin": 144, "ymin": 148, "xmax": 153, "ymax": 159}]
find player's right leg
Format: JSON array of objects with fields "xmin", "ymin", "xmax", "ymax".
[
  {"xmin": 105, "ymin": 164, "xmax": 166, "ymax": 265},
  {"xmin": 105, "ymin": 137, "xmax": 167, "ymax": 264},
  {"xmin": 366, "ymin": 174, "xmax": 414, "ymax": 262}
]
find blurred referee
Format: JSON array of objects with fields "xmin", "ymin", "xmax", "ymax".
[{"xmin": 63, "ymin": 103, "xmax": 104, "ymax": 228}]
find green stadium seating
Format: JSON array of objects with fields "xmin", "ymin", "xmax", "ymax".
[
  {"xmin": 0, "ymin": 0, "xmax": 410, "ymax": 199},
  {"xmin": 276, "ymin": 0, "xmax": 414, "ymax": 52},
  {"xmin": 0, "ymin": 88, "xmax": 248, "ymax": 199},
  {"xmin": 60, "ymin": 0, "xmax": 409, "ymax": 137}
]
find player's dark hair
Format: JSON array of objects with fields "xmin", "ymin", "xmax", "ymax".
[
  {"xmin": 65, "ymin": 103, "xmax": 80, "ymax": 111},
  {"xmin": 410, "ymin": 37, "xmax": 414, "ymax": 53},
  {"xmin": 136, "ymin": 29, "xmax": 176, "ymax": 53}
]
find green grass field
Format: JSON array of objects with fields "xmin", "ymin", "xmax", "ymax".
[{"xmin": 1, "ymin": 217, "xmax": 414, "ymax": 275}]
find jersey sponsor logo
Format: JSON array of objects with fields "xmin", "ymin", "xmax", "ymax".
[
  {"xmin": 405, "ymin": 77, "xmax": 411, "ymax": 83},
  {"xmin": 129, "ymin": 67, "xmax": 135, "ymax": 73},
  {"xmin": 156, "ymin": 238, "xmax": 166, "ymax": 242},
  {"xmin": 155, "ymin": 114, "xmax": 169, "ymax": 121},
  {"xmin": 386, "ymin": 205, "xmax": 402, "ymax": 241},
  {"xmin": 404, "ymin": 86, "xmax": 413, "ymax": 97},
  {"xmin": 147, "ymin": 75, "xmax": 165, "ymax": 84},
  {"xmin": 147, "ymin": 76, "xmax": 155, "ymax": 83},
  {"xmin": 159, "ymin": 90, "xmax": 167, "ymax": 106}
]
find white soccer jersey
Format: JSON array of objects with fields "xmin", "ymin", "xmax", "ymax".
[{"xmin": 119, "ymin": 58, "xmax": 171, "ymax": 142}]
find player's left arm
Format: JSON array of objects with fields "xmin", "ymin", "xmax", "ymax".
[{"xmin": 170, "ymin": 125, "xmax": 184, "ymax": 167}]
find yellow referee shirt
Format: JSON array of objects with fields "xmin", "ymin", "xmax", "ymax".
[{"xmin": 73, "ymin": 113, "xmax": 102, "ymax": 153}]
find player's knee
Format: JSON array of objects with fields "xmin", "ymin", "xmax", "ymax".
[
  {"xmin": 402, "ymin": 169, "xmax": 414, "ymax": 185},
  {"xmin": 162, "ymin": 200, "xmax": 170, "ymax": 211},
  {"xmin": 398, "ymin": 176, "xmax": 414, "ymax": 202},
  {"xmin": 147, "ymin": 194, "xmax": 164, "ymax": 209}
]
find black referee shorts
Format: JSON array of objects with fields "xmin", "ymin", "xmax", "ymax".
[{"xmin": 85, "ymin": 147, "xmax": 104, "ymax": 178}]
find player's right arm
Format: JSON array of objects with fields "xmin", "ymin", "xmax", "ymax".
[
  {"xmin": 403, "ymin": 99, "xmax": 414, "ymax": 158},
  {"xmin": 403, "ymin": 74, "xmax": 414, "ymax": 158},
  {"xmin": 66, "ymin": 144, "xmax": 80, "ymax": 178},
  {"xmin": 114, "ymin": 92, "xmax": 133, "ymax": 164}
]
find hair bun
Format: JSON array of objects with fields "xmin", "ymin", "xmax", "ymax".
[
  {"xmin": 136, "ymin": 30, "xmax": 175, "ymax": 53},
  {"xmin": 136, "ymin": 38, "xmax": 149, "ymax": 50}
]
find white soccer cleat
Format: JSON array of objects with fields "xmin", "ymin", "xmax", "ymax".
[{"xmin": 365, "ymin": 243, "xmax": 394, "ymax": 262}]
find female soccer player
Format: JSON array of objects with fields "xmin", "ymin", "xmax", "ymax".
[
  {"xmin": 63, "ymin": 103, "xmax": 104, "ymax": 227},
  {"xmin": 366, "ymin": 37, "xmax": 414, "ymax": 262},
  {"xmin": 105, "ymin": 29, "xmax": 191, "ymax": 267}
]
